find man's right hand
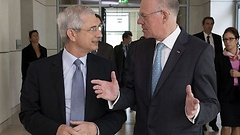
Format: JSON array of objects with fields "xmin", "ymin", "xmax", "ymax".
[{"xmin": 91, "ymin": 71, "xmax": 120, "ymax": 101}]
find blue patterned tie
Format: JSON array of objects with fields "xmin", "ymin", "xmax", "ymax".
[
  {"xmin": 70, "ymin": 59, "xmax": 85, "ymax": 121},
  {"xmin": 151, "ymin": 43, "xmax": 164, "ymax": 95}
]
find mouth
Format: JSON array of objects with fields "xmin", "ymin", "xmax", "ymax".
[{"xmin": 92, "ymin": 41, "xmax": 99, "ymax": 45}]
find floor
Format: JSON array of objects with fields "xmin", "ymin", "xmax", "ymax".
[{"xmin": 0, "ymin": 108, "xmax": 221, "ymax": 135}]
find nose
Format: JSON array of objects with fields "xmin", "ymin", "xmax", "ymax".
[
  {"xmin": 137, "ymin": 17, "xmax": 144, "ymax": 25},
  {"xmin": 96, "ymin": 30, "xmax": 102, "ymax": 38}
]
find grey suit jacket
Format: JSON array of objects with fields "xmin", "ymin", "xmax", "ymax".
[
  {"xmin": 19, "ymin": 51, "xmax": 126, "ymax": 135},
  {"xmin": 114, "ymin": 29, "xmax": 220, "ymax": 135}
]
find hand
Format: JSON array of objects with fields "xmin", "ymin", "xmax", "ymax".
[
  {"xmin": 70, "ymin": 121, "xmax": 97, "ymax": 135},
  {"xmin": 185, "ymin": 85, "xmax": 200, "ymax": 119},
  {"xmin": 56, "ymin": 124, "xmax": 78, "ymax": 135},
  {"xmin": 91, "ymin": 71, "xmax": 120, "ymax": 101},
  {"xmin": 230, "ymin": 69, "xmax": 240, "ymax": 78}
]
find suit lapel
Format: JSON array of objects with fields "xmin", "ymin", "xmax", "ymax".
[
  {"xmin": 50, "ymin": 51, "xmax": 66, "ymax": 121},
  {"xmin": 153, "ymin": 30, "xmax": 189, "ymax": 96},
  {"xmin": 84, "ymin": 54, "xmax": 98, "ymax": 118}
]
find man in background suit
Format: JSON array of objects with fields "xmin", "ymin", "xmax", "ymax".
[
  {"xmin": 19, "ymin": 5, "xmax": 126, "ymax": 135},
  {"xmin": 92, "ymin": 0, "xmax": 220, "ymax": 134},
  {"xmin": 114, "ymin": 31, "xmax": 132, "ymax": 87},
  {"xmin": 93, "ymin": 14, "xmax": 115, "ymax": 63},
  {"xmin": 194, "ymin": 16, "xmax": 223, "ymax": 55},
  {"xmin": 193, "ymin": 16, "xmax": 223, "ymax": 132}
]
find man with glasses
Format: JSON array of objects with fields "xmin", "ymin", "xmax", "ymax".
[
  {"xmin": 19, "ymin": 5, "xmax": 126, "ymax": 135},
  {"xmin": 92, "ymin": 0, "xmax": 220, "ymax": 134},
  {"xmin": 193, "ymin": 16, "xmax": 223, "ymax": 132}
]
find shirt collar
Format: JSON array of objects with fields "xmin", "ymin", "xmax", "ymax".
[
  {"xmin": 63, "ymin": 48, "xmax": 87, "ymax": 66},
  {"xmin": 156, "ymin": 25, "xmax": 181, "ymax": 49},
  {"xmin": 203, "ymin": 32, "xmax": 212, "ymax": 38}
]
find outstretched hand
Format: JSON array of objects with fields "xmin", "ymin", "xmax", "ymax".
[
  {"xmin": 91, "ymin": 71, "xmax": 120, "ymax": 101},
  {"xmin": 185, "ymin": 85, "xmax": 200, "ymax": 119}
]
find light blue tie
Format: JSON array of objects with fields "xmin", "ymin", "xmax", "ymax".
[
  {"xmin": 70, "ymin": 59, "xmax": 85, "ymax": 121},
  {"xmin": 151, "ymin": 43, "xmax": 164, "ymax": 95}
]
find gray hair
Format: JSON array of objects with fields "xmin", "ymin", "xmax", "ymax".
[
  {"xmin": 57, "ymin": 5, "xmax": 95, "ymax": 43},
  {"xmin": 157, "ymin": 0, "xmax": 179, "ymax": 16}
]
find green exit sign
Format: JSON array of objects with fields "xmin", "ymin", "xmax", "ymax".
[{"xmin": 119, "ymin": 0, "xmax": 128, "ymax": 4}]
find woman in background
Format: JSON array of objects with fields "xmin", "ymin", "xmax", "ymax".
[
  {"xmin": 21, "ymin": 30, "xmax": 47, "ymax": 85},
  {"xmin": 215, "ymin": 27, "xmax": 240, "ymax": 135}
]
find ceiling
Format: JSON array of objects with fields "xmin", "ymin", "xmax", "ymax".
[{"xmin": 81, "ymin": 0, "xmax": 141, "ymax": 8}]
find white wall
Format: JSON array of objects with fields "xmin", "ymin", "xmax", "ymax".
[
  {"xmin": 0, "ymin": 0, "xmax": 20, "ymax": 132},
  {"xmin": 189, "ymin": 0, "xmax": 236, "ymax": 37},
  {"xmin": 211, "ymin": 0, "xmax": 236, "ymax": 37}
]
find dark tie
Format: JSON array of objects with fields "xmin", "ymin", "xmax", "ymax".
[
  {"xmin": 70, "ymin": 59, "xmax": 85, "ymax": 121},
  {"xmin": 151, "ymin": 43, "xmax": 164, "ymax": 95},
  {"xmin": 124, "ymin": 45, "xmax": 128, "ymax": 57},
  {"xmin": 207, "ymin": 36, "xmax": 210, "ymax": 44}
]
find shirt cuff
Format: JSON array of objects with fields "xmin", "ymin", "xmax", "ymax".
[
  {"xmin": 95, "ymin": 123, "xmax": 100, "ymax": 135},
  {"xmin": 108, "ymin": 92, "xmax": 120, "ymax": 109},
  {"xmin": 186, "ymin": 103, "xmax": 200, "ymax": 124}
]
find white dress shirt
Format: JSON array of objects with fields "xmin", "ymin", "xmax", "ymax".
[{"xmin": 62, "ymin": 48, "xmax": 87, "ymax": 126}]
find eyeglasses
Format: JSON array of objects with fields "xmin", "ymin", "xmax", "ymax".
[
  {"xmin": 223, "ymin": 37, "xmax": 236, "ymax": 42},
  {"xmin": 71, "ymin": 24, "xmax": 103, "ymax": 32},
  {"xmin": 138, "ymin": 10, "xmax": 163, "ymax": 21}
]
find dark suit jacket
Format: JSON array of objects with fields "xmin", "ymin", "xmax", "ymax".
[
  {"xmin": 215, "ymin": 53, "xmax": 240, "ymax": 102},
  {"xmin": 114, "ymin": 43, "xmax": 127, "ymax": 87},
  {"xmin": 19, "ymin": 51, "xmax": 126, "ymax": 135},
  {"xmin": 21, "ymin": 44, "xmax": 47, "ymax": 83},
  {"xmin": 97, "ymin": 41, "xmax": 115, "ymax": 62},
  {"xmin": 114, "ymin": 29, "xmax": 220, "ymax": 135},
  {"xmin": 193, "ymin": 31, "xmax": 223, "ymax": 55}
]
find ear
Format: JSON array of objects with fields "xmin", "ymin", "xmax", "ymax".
[
  {"xmin": 162, "ymin": 10, "xmax": 170, "ymax": 22},
  {"xmin": 66, "ymin": 29, "xmax": 77, "ymax": 42}
]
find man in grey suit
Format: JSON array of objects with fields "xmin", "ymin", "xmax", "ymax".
[
  {"xmin": 92, "ymin": 0, "xmax": 220, "ymax": 134},
  {"xmin": 19, "ymin": 5, "xmax": 126, "ymax": 135}
]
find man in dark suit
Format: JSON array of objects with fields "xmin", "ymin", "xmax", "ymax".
[
  {"xmin": 19, "ymin": 5, "xmax": 126, "ymax": 135},
  {"xmin": 92, "ymin": 0, "xmax": 220, "ymax": 135},
  {"xmin": 193, "ymin": 16, "xmax": 223, "ymax": 132},
  {"xmin": 96, "ymin": 41, "xmax": 114, "ymax": 61},
  {"xmin": 93, "ymin": 14, "xmax": 115, "ymax": 63},
  {"xmin": 193, "ymin": 16, "xmax": 223, "ymax": 55},
  {"xmin": 114, "ymin": 31, "xmax": 132, "ymax": 87}
]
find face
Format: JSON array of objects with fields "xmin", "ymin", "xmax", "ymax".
[
  {"xmin": 203, "ymin": 19, "xmax": 214, "ymax": 34},
  {"xmin": 124, "ymin": 35, "xmax": 132, "ymax": 44},
  {"xmin": 137, "ymin": 0, "xmax": 165, "ymax": 39},
  {"xmin": 67, "ymin": 14, "xmax": 102, "ymax": 55},
  {"xmin": 30, "ymin": 32, "xmax": 39, "ymax": 43},
  {"xmin": 223, "ymin": 32, "xmax": 238, "ymax": 52}
]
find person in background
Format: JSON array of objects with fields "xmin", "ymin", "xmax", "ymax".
[
  {"xmin": 91, "ymin": 0, "xmax": 220, "ymax": 134},
  {"xmin": 215, "ymin": 27, "xmax": 240, "ymax": 135},
  {"xmin": 21, "ymin": 30, "xmax": 47, "ymax": 86},
  {"xmin": 193, "ymin": 16, "xmax": 223, "ymax": 132},
  {"xmin": 114, "ymin": 31, "xmax": 132, "ymax": 87},
  {"xmin": 19, "ymin": 5, "xmax": 126, "ymax": 135},
  {"xmin": 93, "ymin": 14, "xmax": 115, "ymax": 63}
]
